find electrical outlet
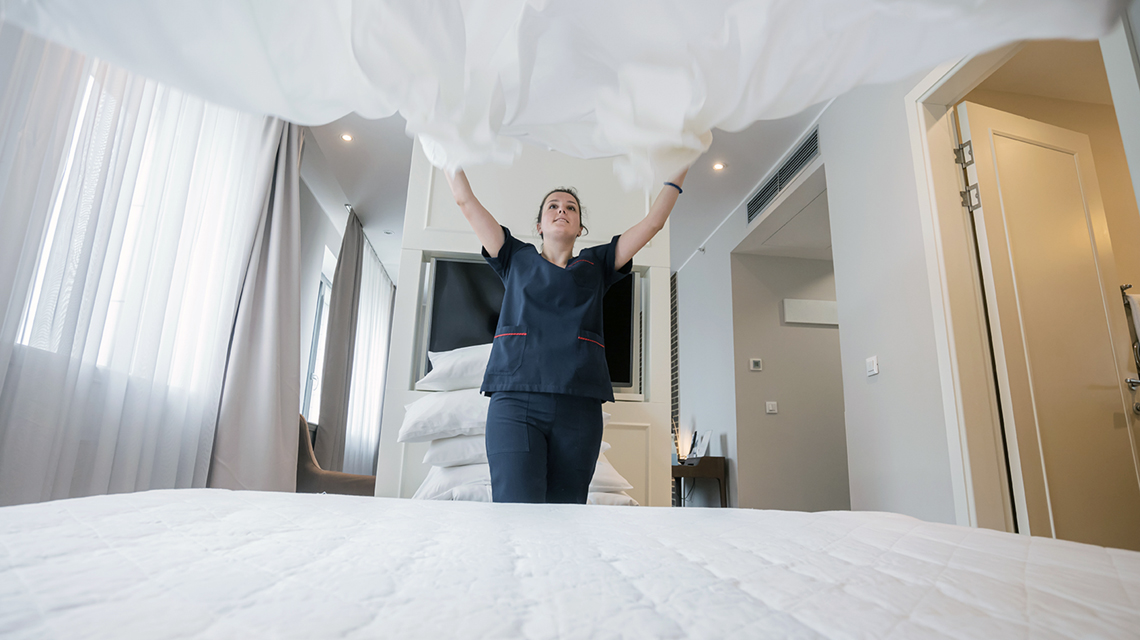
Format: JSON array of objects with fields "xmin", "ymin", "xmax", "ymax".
[
  {"xmin": 749, "ymin": 358, "xmax": 763, "ymax": 371},
  {"xmin": 765, "ymin": 401, "xmax": 778, "ymax": 414}
]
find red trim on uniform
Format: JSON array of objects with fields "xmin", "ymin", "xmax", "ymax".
[
  {"xmin": 494, "ymin": 332, "xmax": 527, "ymax": 338},
  {"xmin": 578, "ymin": 336, "xmax": 605, "ymax": 348},
  {"xmin": 568, "ymin": 259, "xmax": 594, "ymax": 267}
]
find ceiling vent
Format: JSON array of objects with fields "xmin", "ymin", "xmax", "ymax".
[{"xmin": 746, "ymin": 127, "xmax": 819, "ymax": 224}]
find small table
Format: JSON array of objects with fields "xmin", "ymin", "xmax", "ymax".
[{"xmin": 672, "ymin": 456, "xmax": 727, "ymax": 507}]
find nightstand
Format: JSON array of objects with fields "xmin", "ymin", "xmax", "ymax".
[{"xmin": 672, "ymin": 456, "xmax": 727, "ymax": 507}]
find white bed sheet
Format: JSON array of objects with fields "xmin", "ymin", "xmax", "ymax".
[
  {"xmin": 2, "ymin": 489, "xmax": 1138, "ymax": 639},
  {"xmin": 0, "ymin": 1, "xmax": 1127, "ymax": 188}
]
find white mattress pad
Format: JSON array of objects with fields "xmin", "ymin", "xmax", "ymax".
[{"xmin": 2, "ymin": 489, "xmax": 1138, "ymax": 638}]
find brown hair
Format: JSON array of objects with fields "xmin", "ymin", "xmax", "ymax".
[{"xmin": 536, "ymin": 187, "xmax": 588, "ymax": 238}]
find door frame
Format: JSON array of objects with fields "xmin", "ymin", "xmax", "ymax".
[{"xmin": 905, "ymin": 15, "xmax": 1140, "ymax": 532}]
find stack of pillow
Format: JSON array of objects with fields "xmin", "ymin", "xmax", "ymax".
[{"xmin": 398, "ymin": 343, "xmax": 639, "ymax": 506}]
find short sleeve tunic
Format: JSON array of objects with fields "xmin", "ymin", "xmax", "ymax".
[{"xmin": 481, "ymin": 226, "xmax": 632, "ymax": 402}]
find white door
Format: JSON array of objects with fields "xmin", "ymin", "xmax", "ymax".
[{"xmin": 957, "ymin": 101, "xmax": 1140, "ymax": 551}]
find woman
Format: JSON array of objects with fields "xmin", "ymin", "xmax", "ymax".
[{"xmin": 446, "ymin": 167, "xmax": 688, "ymax": 504}]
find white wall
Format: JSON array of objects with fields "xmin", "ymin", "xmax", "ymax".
[
  {"xmin": 820, "ymin": 74, "xmax": 959, "ymax": 524},
  {"xmin": 298, "ymin": 180, "xmax": 343, "ymax": 399},
  {"xmin": 674, "ymin": 199, "xmax": 746, "ymax": 507},
  {"xmin": 730, "ymin": 255, "xmax": 848, "ymax": 511},
  {"xmin": 674, "ymin": 157, "xmax": 828, "ymax": 509},
  {"xmin": 675, "ymin": 76, "xmax": 961, "ymax": 522},
  {"xmin": 1102, "ymin": 5, "xmax": 1140, "ymax": 217},
  {"xmin": 375, "ymin": 142, "xmax": 674, "ymax": 505}
]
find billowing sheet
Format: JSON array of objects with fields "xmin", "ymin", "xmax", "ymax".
[
  {"xmin": 2, "ymin": 489, "xmax": 1138, "ymax": 638},
  {"xmin": 0, "ymin": 0, "xmax": 1129, "ymax": 186}
]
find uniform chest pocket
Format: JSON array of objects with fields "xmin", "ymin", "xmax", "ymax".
[
  {"xmin": 567, "ymin": 260, "xmax": 600, "ymax": 291},
  {"xmin": 487, "ymin": 326, "xmax": 527, "ymax": 374}
]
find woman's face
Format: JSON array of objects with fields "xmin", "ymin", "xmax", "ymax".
[{"xmin": 537, "ymin": 191, "xmax": 582, "ymax": 241}]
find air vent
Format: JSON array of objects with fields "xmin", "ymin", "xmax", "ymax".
[{"xmin": 746, "ymin": 128, "xmax": 819, "ymax": 223}]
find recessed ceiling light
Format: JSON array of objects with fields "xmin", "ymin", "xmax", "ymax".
[
  {"xmin": 713, "ymin": 162, "xmax": 726, "ymax": 171},
  {"xmin": 341, "ymin": 133, "xmax": 353, "ymax": 142}
]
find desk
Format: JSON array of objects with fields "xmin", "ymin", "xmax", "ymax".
[{"xmin": 672, "ymin": 456, "xmax": 727, "ymax": 507}]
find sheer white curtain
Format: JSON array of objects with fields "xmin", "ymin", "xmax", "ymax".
[
  {"xmin": 0, "ymin": 26, "xmax": 275, "ymax": 505},
  {"xmin": 343, "ymin": 240, "xmax": 394, "ymax": 476},
  {"xmin": 0, "ymin": 22, "xmax": 87, "ymax": 398}
]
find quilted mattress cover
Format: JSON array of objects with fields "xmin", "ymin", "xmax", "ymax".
[{"xmin": 2, "ymin": 489, "xmax": 1138, "ymax": 639}]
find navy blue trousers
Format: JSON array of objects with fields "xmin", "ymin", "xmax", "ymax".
[{"xmin": 485, "ymin": 391, "xmax": 604, "ymax": 504}]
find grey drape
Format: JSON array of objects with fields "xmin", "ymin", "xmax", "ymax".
[
  {"xmin": 208, "ymin": 122, "xmax": 304, "ymax": 492},
  {"xmin": 313, "ymin": 211, "xmax": 364, "ymax": 472}
]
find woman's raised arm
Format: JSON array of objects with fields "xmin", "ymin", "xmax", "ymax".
[
  {"xmin": 614, "ymin": 167, "xmax": 689, "ymax": 269},
  {"xmin": 447, "ymin": 169, "xmax": 505, "ymax": 257}
]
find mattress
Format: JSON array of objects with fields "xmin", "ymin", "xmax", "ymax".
[{"xmin": 2, "ymin": 489, "xmax": 1138, "ymax": 639}]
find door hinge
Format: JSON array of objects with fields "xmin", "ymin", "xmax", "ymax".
[
  {"xmin": 960, "ymin": 184, "xmax": 981, "ymax": 212},
  {"xmin": 954, "ymin": 140, "xmax": 974, "ymax": 167}
]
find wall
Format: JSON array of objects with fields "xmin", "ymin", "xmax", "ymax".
[
  {"xmin": 673, "ymin": 156, "xmax": 828, "ymax": 509},
  {"xmin": 375, "ymin": 142, "xmax": 674, "ymax": 505},
  {"xmin": 819, "ymin": 73, "xmax": 959, "ymax": 524},
  {"xmin": 1101, "ymin": 5, "xmax": 1140, "ymax": 221},
  {"xmin": 730, "ymin": 255, "xmax": 849, "ymax": 511},
  {"xmin": 963, "ymin": 88, "xmax": 1140, "ymax": 284},
  {"xmin": 298, "ymin": 180, "xmax": 343, "ymax": 399},
  {"xmin": 674, "ymin": 206, "xmax": 745, "ymax": 507}
]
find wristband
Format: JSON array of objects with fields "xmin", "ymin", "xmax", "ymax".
[{"xmin": 664, "ymin": 181, "xmax": 683, "ymax": 195}]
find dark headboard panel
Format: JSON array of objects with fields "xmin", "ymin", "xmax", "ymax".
[{"xmin": 427, "ymin": 258, "xmax": 634, "ymax": 387}]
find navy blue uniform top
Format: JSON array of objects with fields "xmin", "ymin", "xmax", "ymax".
[{"xmin": 481, "ymin": 226, "xmax": 632, "ymax": 402}]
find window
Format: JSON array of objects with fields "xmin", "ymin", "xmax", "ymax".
[{"xmin": 303, "ymin": 276, "xmax": 333, "ymax": 424}]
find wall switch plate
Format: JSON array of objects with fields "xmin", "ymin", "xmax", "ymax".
[
  {"xmin": 866, "ymin": 356, "xmax": 879, "ymax": 376},
  {"xmin": 765, "ymin": 401, "xmax": 778, "ymax": 414},
  {"xmin": 749, "ymin": 358, "xmax": 763, "ymax": 371}
]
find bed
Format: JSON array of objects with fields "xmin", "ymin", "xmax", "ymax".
[{"xmin": 2, "ymin": 489, "xmax": 1138, "ymax": 638}]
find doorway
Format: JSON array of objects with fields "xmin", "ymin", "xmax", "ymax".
[
  {"xmin": 728, "ymin": 160, "xmax": 850, "ymax": 512},
  {"xmin": 906, "ymin": 20, "xmax": 1140, "ymax": 550}
]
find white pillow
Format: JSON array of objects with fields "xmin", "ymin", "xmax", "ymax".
[
  {"xmin": 412, "ymin": 463, "xmax": 491, "ymax": 500},
  {"xmin": 423, "ymin": 434, "xmax": 488, "ymax": 467},
  {"xmin": 447, "ymin": 484, "xmax": 493, "ymax": 502},
  {"xmin": 418, "ymin": 415, "xmax": 611, "ymax": 463},
  {"xmin": 414, "ymin": 343, "xmax": 492, "ymax": 391},
  {"xmin": 397, "ymin": 389, "xmax": 490, "ymax": 443},
  {"xmin": 589, "ymin": 452, "xmax": 634, "ymax": 492},
  {"xmin": 587, "ymin": 491, "xmax": 639, "ymax": 506}
]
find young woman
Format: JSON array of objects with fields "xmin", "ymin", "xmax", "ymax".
[{"xmin": 446, "ymin": 167, "xmax": 688, "ymax": 504}]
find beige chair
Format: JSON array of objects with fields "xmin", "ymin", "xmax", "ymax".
[{"xmin": 297, "ymin": 415, "xmax": 376, "ymax": 496}]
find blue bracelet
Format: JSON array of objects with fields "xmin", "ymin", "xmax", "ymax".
[{"xmin": 664, "ymin": 181, "xmax": 683, "ymax": 195}]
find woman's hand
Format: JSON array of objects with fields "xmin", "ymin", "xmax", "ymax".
[
  {"xmin": 614, "ymin": 166, "xmax": 689, "ymax": 269},
  {"xmin": 447, "ymin": 169, "xmax": 505, "ymax": 257}
]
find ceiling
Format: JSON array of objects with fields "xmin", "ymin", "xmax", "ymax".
[
  {"xmin": 974, "ymin": 39, "xmax": 1114, "ymax": 105},
  {"xmin": 302, "ymin": 113, "xmax": 415, "ymax": 278},
  {"xmin": 301, "ymin": 100, "xmax": 832, "ymax": 278}
]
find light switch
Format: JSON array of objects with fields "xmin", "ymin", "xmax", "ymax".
[
  {"xmin": 765, "ymin": 401, "xmax": 778, "ymax": 414},
  {"xmin": 866, "ymin": 356, "xmax": 879, "ymax": 376},
  {"xmin": 749, "ymin": 358, "xmax": 763, "ymax": 371}
]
